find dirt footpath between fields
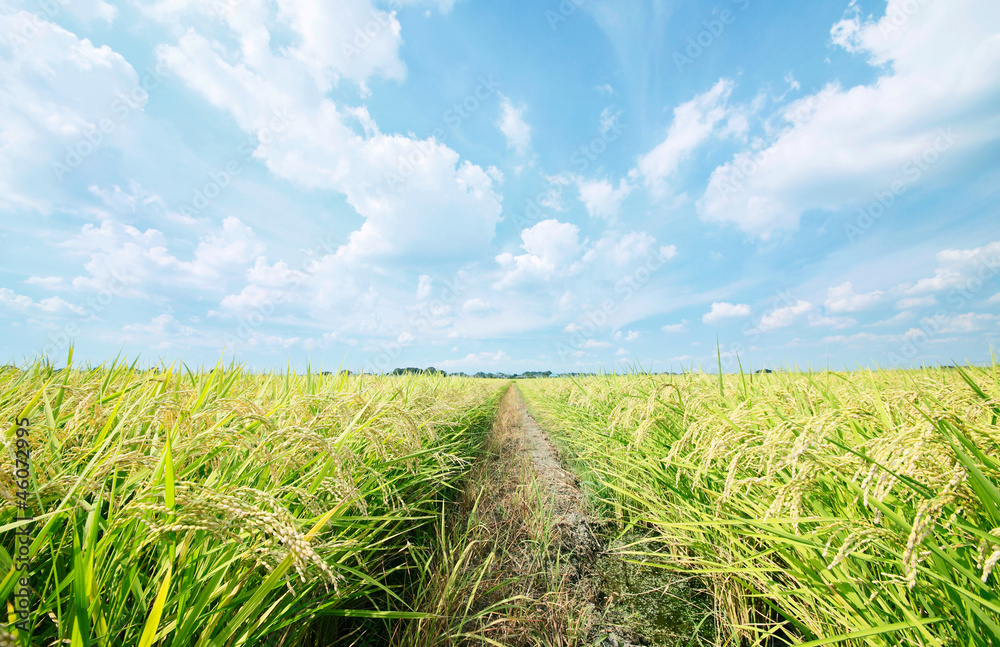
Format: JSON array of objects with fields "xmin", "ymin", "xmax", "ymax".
[{"xmin": 484, "ymin": 385, "xmax": 649, "ymax": 647}]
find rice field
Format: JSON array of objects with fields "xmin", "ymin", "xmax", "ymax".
[
  {"xmin": 517, "ymin": 363, "xmax": 1000, "ymax": 646},
  {"xmin": 0, "ymin": 357, "xmax": 505, "ymax": 646},
  {"xmin": 2, "ymin": 356, "xmax": 1000, "ymax": 646}
]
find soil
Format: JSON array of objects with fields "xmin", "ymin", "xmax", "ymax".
[
  {"xmin": 506, "ymin": 385, "xmax": 715, "ymax": 647},
  {"xmin": 512, "ymin": 389, "xmax": 604, "ymax": 576},
  {"xmin": 507, "ymin": 388, "xmax": 647, "ymax": 647}
]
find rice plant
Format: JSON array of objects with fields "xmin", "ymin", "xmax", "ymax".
[
  {"xmin": 518, "ymin": 363, "xmax": 1000, "ymax": 646},
  {"xmin": 0, "ymin": 354, "xmax": 504, "ymax": 646}
]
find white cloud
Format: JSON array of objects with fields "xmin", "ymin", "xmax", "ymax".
[
  {"xmin": 155, "ymin": 9, "xmax": 502, "ymax": 265},
  {"xmin": 703, "ymin": 302, "xmax": 751, "ymax": 325},
  {"xmin": 989, "ymin": 293, "xmax": 1000, "ymax": 305},
  {"xmin": 637, "ymin": 79, "xmax": 743, "ymax": 195},
  {"xmin": 698, "ymin": 0, "xmax": 1000, "ymax": 238},
  {"xmin": 825, "ymin": 282, "xmax": 886, "ymax": 313},
  {"xmin": 243, "ymin": 333, "xmax": 300, "ymax": 349},
  {"xmin": 65, "ymin": 217, "xmax": 264, "ymax": 294},
  {"xmin": 462, "ymin": 298, "xmax": 493, "ymax": 314},
  {"xmin": 927, "ymin": 312, "xmax": 998, "ymax": 333},
  {"xmin": 65, "ymin": 0, "xmax": 118, "ymax": 24},
  {"xmin": 436, "ymin": 350, "xmax": 511, "ymax": 370},
  {"xmin": 662, "ymin": 320, "xmax": 688, "ymax": 334},
  {"xmin": 394, "ymin": 0, "xmax": 460, "ymax": 13},
  {"xmin": 123, "ymin": 314, "xmax": 195, "ymax": 336},
  {"xmin": 494, "ymin": 220, "xmax": 582, "ymax": 288},
  {"xmin": 582, "ymin": 339, "xmax": 611, "ymax": 349},
  {"xmin": 896, "ymin": 295, "xmax": 938, "ymax": 309},
  {"xmin": 823, "ymin": 332, "xmax": 902, "ymax": 345},
  {"xmin": 26, "ymin": 276, "xmax": 70, "ymax": 291},
  {"xmin": 576, "ymin": 177, "xmax": 633, "ymax": 220},
  {"xmin": 808, "ymin": 313, "xmax": 857, "ymax": 330},
  {"xmin": 0, "ymin": 288, "xmax": 85, "ymax": 316},
  {"xmin": 0, "ymin": 11, "xmax": 141, "ymax": 212},
  {"xmin": 758, "ymin": 300, "xmax": 814, "ymax": 332},
  {"xmin": 498, "ymin": 96, "xmax": 531, "ymax": 155},
  {"xmin": 626, "ymin": 330, "xmax": 640, "ymax": 341},
  {"xmin": 416, "ymin": 275, "xmax": 433, "ymax": 299},
  {"xmin": 599, "ymin": 107, "xmax": 621, "ymax": 135},
  {"xmin": 870, "ymin": 311, "xmax": 916, "ymax": 327},
  {"xmin": 904, "ymin": 241, "xmax": 1000, "ymax": 295},
  {"xmin": 583, "ymin": 231, "xmax": 671, "ymax": 268}
]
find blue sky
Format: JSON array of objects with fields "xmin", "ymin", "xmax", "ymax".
[{"xmin": 1, "ymin": 0, "xmax": 999, "ymax": 373}]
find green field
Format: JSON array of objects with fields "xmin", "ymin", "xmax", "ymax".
[{"xmin": 2, "ymin": 358, "xmax": 999, "ymax": 646}]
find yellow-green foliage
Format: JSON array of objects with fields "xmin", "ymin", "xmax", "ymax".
[
  {"xmin": 0, "ymin": 358, "xmax": 504, "ymax": 646},
  {"xmin": 519, "ymin": 366, "xmax": 1000, "ymax": 646}
]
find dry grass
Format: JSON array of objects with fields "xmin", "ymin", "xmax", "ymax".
[{"xmin": 397, "ymin": 385, "xmax": 593, "ymax": 647}]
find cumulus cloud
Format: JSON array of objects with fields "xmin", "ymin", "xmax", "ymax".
[
  {"xmin": 822, "ymin": 332, "xmax": 903, "ymax": 345},
  {"xmin": 702, "ymin": 302, "xmax": 751, "ymax": 325},
  {"xmin": 0, "ymin": 288, "xmax": 85, "ymax": 315},
  {"xmin": 64, "ymin": 217, "xmax": 264, "ymax": 294},
  {"xmin": 928, "ymin": 312, "xmax": 998, "ymax": 333},
  {"xmin": 462, "ymin": 298, "xmax": 494, "ymax": 313},
  {"xmin": 498, "ymin": 96, "xmax": 531, "ymax": 155},
  {"xmin": 825, "ymin": 282, "xmax": 886, "ymax": 313},
  {"xmin": 436, "ymin": 349, "xmax": 511, "ymax": 370},
  {"xmin": 123, "ymin": 314, "xmax": 196, "ymax": 336},
  {"xmin": 896, "ymin": 295, "xmax": 937, "ymax": 310},
  {"xmin": 662, "ymin": 320, "xmax": 688, "ymax": 334},
  {"xmin": 698, "ymin": 0, "xmax": 1000, "ymax": 238},
  {"xmin": 416, "ymin": 275, "xmax": 433, "ymax": 299},
  {"xmin": 26, "ymin": 276, "xmax": 70, "ymax": 291},
  {"xmin": 757, "ymin": 300, "xmax": 814, "ymax": 332},
  {"xmin": 637, "ymin": 79, "xmax": 744, "ymax": 195},
  {"xmin": 155, "ymin": 4, "xmax": 503, "ymax": 265},
  {"xmin": 582, "ymin": 231, "xmax": 673, "ymax": 267},
  {"xmin": 576, "ymin": 177, "xmax": 633, "ymax": 220},
  {"xmin": 0, "ymin": 11, "xmax": 142, "ymax": 212},
  {"xmin": 903, "ymin": 241, "xmax": 1000, "ymax": 295},
  {"xmin": 494, "ymin": 219, "xmax": 582, "ymax": 289}
]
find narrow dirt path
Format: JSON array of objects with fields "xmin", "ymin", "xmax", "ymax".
[
  {"xmin": 400, "ymin": 384, "xmax": 711, "ymax": 645},
  {"xmin": 511, "ymin": 386, "xmax": 603, "ymax": 577},
  {"xmin": 500, "ymin": 385, "xmax": 653, "ymax": 647}
]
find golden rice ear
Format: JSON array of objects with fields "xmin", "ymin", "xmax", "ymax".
[{"xmin": 516, "ymin": 365, "xmax": 1000, "ymax": 646}]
